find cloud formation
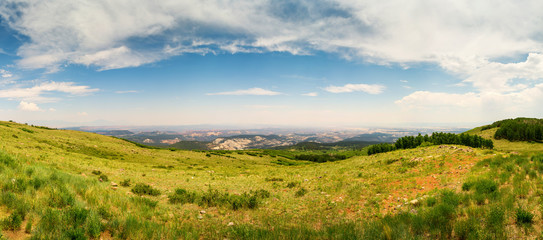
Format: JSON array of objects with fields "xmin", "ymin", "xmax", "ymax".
[
  {"xmin": 0, "ymin": 69, "xmax": 12, "ymax": 78},
  {"xmin": 2, "ymin": 0, "xmax": 543, "ymax": 113},
  {"xmin": 0, "ymin": 81, "xmax": 98, "ymax": 102},
  {"xmin": 18, "ymin": 101, "xmax": 41, "ymax": 111},
  {"xmin": 302, "ymin": 92, "xmax": 318, "ymax": 97},
  {"xmin": 207, "ymin": 88, "xmax": 281, "ymax": 96},
  {"xmin": 324, "ymin": 83, "xmax": 385, "ymax": 94}
]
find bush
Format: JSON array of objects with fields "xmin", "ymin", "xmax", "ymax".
[
  {"xmin": 99, "ymin": 174, "xmax": 109, "ymax": 182},
  {"xmin": 2, "ymin": 212, "xmax": 22, "ymax": 230},
  {"xmin": 168, "ymin": 188, "xmax": 197, "ymax": 204},
  {"xmin": 486, "ymin": 206, "xmax": 505, "ymax": 238},
  {"xmin": 516, "ymin": 207, "xmax": 534, "ymax": 225},
  {"xmin": 286, "ymin": 182, "xmax": 298, "ymax": 188},
  {"xmin": 473, "ymin": 179, "xmax": 498, "ymax": 195},
  {"xmin": 424, "ymin": 203, "xmax": 456, "ymax": 238},
  {"xmin": 120, "ymin": 179, "xmax": 131, "ymax": 187},
  {"xmin": 454, "ymin": 217, "xmax": 480, "ymax": 240},
  {"xmin": 169, "ymin": 188, "xmax": 270, "ymax": 210},
  {"xmin": 265, "ymin": 177, "xmax": 283, "ymax": 182},
  {"xmin": 91, "ymin": 170, "xmax": 102, "ymax": 175},
  {"xmin": 131, "ymin": 183, "xmax": 161, "ymax": 196},
  {"xmin": 295, "ymin": 188, "xmax": 308, "ymax": 197},
  {"xmin": 461, "ymin": 182, "xmax": 473, "ymax": 191}
]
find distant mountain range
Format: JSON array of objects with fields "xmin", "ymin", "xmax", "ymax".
[{"xmin": 65, "ymin": 126, "xmax": 468, "ymax": 150}]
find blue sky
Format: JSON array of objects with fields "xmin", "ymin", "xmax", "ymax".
[{"xmin": 1, "ymin": 1, "xmax": 543, "ymax": 128}]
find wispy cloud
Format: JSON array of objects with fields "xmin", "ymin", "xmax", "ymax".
[
  {"xmin": 206, "ymin": 88, "xmax": 281, "ymax": 96},
  {"xmin": 0, "ymin": 81, "xmax": 99, "ymax": 102},
  {"xmin": 324, "ymin": 84, "xmax": 385, "ymax": 94},
  {"xmin": 302, "ymin": 92, "xmax": 318, "ymax": 97},
  {"xmin": 0, "ymin": 69, "xmax": 12, "ymax": 78},
  {"xmin": 115, "ymin": 90, "xmax": 139, "ymax": 94}
]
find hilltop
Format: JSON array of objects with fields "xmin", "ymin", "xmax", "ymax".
[{"xmin": 0, "ymin": 120, "xmax": 541, "ymax": 239}]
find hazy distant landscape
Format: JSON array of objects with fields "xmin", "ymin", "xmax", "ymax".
[{"xmin": 65, "ymin": 126, "xmax": 468, "ymax": 150}]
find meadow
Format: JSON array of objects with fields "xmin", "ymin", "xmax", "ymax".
[{"xmin": 0, "ymin": 120, "xmax": 542, "ymax": 239}]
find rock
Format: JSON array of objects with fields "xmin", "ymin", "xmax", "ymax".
[
  {"xmin": 200, "ymin": 210, "xmax": 206, "ymax": 214},
  {"xmin": 81, "ymin": 173, "xmax": 86, "ymax": 177},
  {"xmin": 197, "ymin": 215, "xmax": 203, "ymax": 220},
  {"xmin": 410, "ymin": 199, "xmax": 419, "ymax": 206},
  {"xmin": 111, "ymin": 182, "xmax": 118, "ymax": 187},
  {"xmin": 228, "ymin": 222, "xmax": 235, "ymax": 226},
  {"xmin": 111, "ymin": 187, "xmax": 118, "ymax": 190},
  {"xmin": 99, "ymin": 178, "xmax": 103, "ymax": 182}
]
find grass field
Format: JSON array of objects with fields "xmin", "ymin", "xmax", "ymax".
[{"xmin": 0, "ymin": 120, "xmax": 542, "ymax": 239}]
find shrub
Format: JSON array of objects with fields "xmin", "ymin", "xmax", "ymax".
[
  {"xmin": 424, "ymin": 203, "xmax": 456, "ymax": 238},
  {"xmin": 486, "ymin": 206, "xmax": 505, "ymax": 238},
  {"xmin": 454, "ymin": 217, "xmax": 480, "ymax": 240},
  {"xmin": 295, "ymin": 188, "xmax": 308, "ymax": 197},
  {"xmin": 120, "ymin": 179, "xmax": 131, "ymax": 187},
  {"xmin": 265, "ymin": 177, "xmax": 283, "ymax": 182},
  {"xmin": 441, "ymin": 190, "xmax": 461, "ymax": 207},
  {"xmin": 532, "ymin": 153, "xmax": 543, "ymax": 163},
  {"xmin": 91, "ymin": 170, "xmax": 102, "ymax": 175},
  {"xmin": 461, "ymin": 182, "xmax": 473, "ymax": 191},
  {"xmin": 21, "ymin": 128, "xmax": 34, "ymax": 133},
  {"xmin": 169, "ymin": 188, "xmax": 198, "ymax": 204},
  {"xmin": 25, "ymin": 220, "xmax": 32, "ymax": 233},
  {"xmin": 286, "ymin": 182, "xmax": 298, "ymax": 188},
  {"xmin": 2, "ymin": 212, "xmax": 22, "ymax": 230},
  {"xmin": 516, "ymin": 207, "xmax": 534, "ymax": 225},
  {"xmin": 99, "ymin": 174, "xmax": 109, "ymax": 182},
  {"xmin": 251, "ymin": 189, "xmax": 271, "ymax": 199},
  {"xmin": 131, "ymin": 183, "xmax": 161, "ymax": 196},
  {"xmin": 474, "ymin": 179, "xmax": 498, "ymax": 195},
  {"xmin": 48, "ymin": 186, "xmax": 75, "ymax": 208},
  {"xmin": 426, "ymin": 197, "xmax": 437, "ymax": 207}
]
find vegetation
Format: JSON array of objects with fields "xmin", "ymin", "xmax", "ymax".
[
  {"xmin": 368, "ymin": 132, "xmax": 493, "ymax": 155},
  {"xmin": 0, "ymin": 120, "xmax": 542, "ymax": 239},
  {"xmin": 487, "ymin": 118, "xmax": 543, "ymax": 142}
]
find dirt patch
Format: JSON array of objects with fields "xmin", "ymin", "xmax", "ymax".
[{"xmin": 379, "ymin": 151, "xmax": 491, "ymax": 214}]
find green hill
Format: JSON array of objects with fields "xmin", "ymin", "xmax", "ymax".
[{"xmin": 0, "ymin": 120, "xmax": 542, "ymax": 239}]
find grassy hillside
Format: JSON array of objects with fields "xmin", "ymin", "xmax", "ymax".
[{"xmin": 0, "ymin": 120, "xmax": 542, "ymax": 239}]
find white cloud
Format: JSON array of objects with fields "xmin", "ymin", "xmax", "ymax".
[
  {"xmin": 396, "ymin": 84, "xmax": 543, "ymax": 117},
  {"xmin": 18, "ymin": 101, "xmax": 41, "ymax": 111},
  {"xmin": 115, "ymin": 90, "xmax": 139, "ymax": 94},
  {"xmin": 302, "ymin": 92, "xmax": 318, "ymax": 97},
  {"xmin": 324, "ymin": 83, "xmax": 385, "ymax": 94},
  {"xmin": 78, "ymin": 112, "xmax": 88, "ymax": 116},
  {"xmin": 400, "ymin": 80, "xmax": 408, "ymax": 83},
  {"xmin": 206, "ymin": 88, "xmax": 281, "ymax": 96},
  {"xmin": 49, "ymin": 108, "xmax": 56, "ymax": 112},
  {"xmin": 0, "ymin": 81, "xmax": 98, "ymax": 102},
  {"xmin": 0, "ymin": 69, "xmax": 12, "ymax": 78}
]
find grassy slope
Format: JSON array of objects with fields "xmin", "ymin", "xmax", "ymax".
[{"xmin": 0, "ymin": 121, "xmax": 542, "ymax": 239}]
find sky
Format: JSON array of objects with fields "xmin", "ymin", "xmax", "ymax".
[{"xmin": 0, "ymin": 0, "xmax": 543, "ymax": 128}]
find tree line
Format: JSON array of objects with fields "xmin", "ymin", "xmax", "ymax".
[
  {"xmin": 367, "ymin": 132, "xmax": 494, "ymax": 155},
  {"xmin": 489, "ymin": 118, "xmax": 543, "ymax": 142}
]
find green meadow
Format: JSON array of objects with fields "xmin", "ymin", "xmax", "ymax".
[{"xmin": 0, "ymin": 120, "xmax": 542, "ymax": 239}]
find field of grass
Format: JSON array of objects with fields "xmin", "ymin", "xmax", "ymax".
[{"xmin": 0, "ymin": 120, "xmax": 542, "ymax": 239}]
